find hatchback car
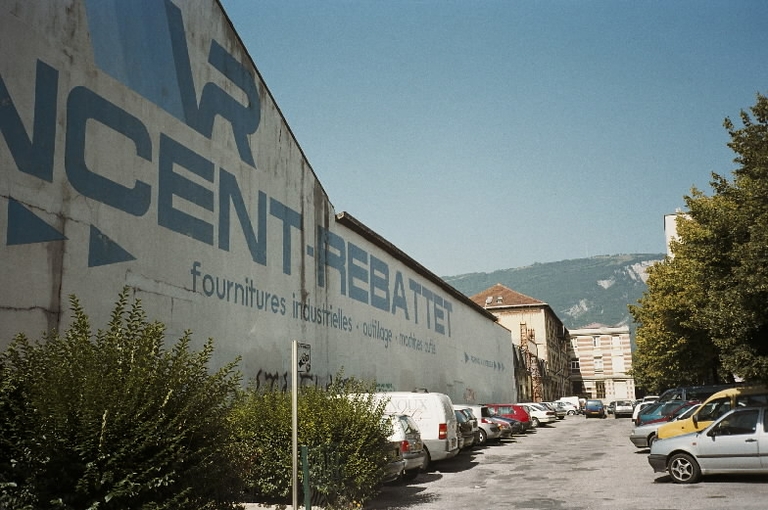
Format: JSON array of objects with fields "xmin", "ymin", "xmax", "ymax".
[
  {"xmin": 485, "ymin": 403, "xmax": 532, "ymax": 431},
  {"xmin": 613, "ymin": 400, "xmax": 634, "ymax": 418},
  {"xmin": 521, "ymin": 403, "xmax": 557, "ymax": 427},
  {"xmin": 457, "ymin": 407, "xmax": 481, "ymax": 446},
  {"xmin": 460, "ymin": 404, "xmax": 502, "ymax": 445},
  {"xmin": 584, "ymin": 399, "xmax": 606, "ymax": 418},
  {"xmin": 541, "ymin": 401, "xmax": 566, "ymax": 420},
  {"xmin": 649, "ymin": 406, "xmax": 768, "ymax": 483},
  {"xmin": 454, "ymin": 409, "xmax": 475, "ymax": 450},
  {"xmin": 384, "ymin": 414, "xmax": 425, "ymax": 481},
  {"xmin": 489, "ymin": 416, "xmax": 514, "ymax": 439}
]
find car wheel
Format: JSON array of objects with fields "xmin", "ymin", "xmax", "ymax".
[
  {"xmin": 420, "ymin": 447, "xmax": 432, "ymax": 472},
  {"xmin": 567, "ymin": 410, "xmax": 576, "ymax": 415},
  {"xmin": 478, "ymin": 428, "xmax": 487, "ymax": 446},
  {"xmin": 402, "ymin": 469, "xmax": 419, "ymax": 482},
  {"xmin": 531, "ymin": 417, "xmax": 540, "ymax": 427},
  {"xmin": 647, "ymin": 433, "xmax": 656, "ymax": 448},
  {"xmin": 668, "ymin": 453, "xmax": 702, "ymax": 484}
]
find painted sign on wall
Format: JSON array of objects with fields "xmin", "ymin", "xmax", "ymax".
[{"xmin": 0, "ymin": 0, "xmax": 516, "ymax": 404}]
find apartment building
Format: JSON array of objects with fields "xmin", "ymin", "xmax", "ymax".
[
  {"xmin": 470, "ymin": 284, "xmax": 570, "ymax": 402},
  {"xmin": 568, "ymin": 324, "xmax": 635, "ymax": 402}
]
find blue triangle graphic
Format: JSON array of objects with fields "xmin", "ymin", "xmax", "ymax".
[
  {"xmin": 88, "ymin": 226, "xmax": 135, "ymax": 267},
  {"xmin": 6, "ymin": 198, "xmax": 67, "ymax": 245}
]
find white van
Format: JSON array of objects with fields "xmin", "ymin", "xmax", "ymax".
[{"xmin": 373, "ymin": 391, "xmax": 460, "ymax": 469}]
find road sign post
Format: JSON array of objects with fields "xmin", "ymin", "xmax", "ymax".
[{"xmin": 292, "ymin": 340, "xmax": 311, "ymax": 510}]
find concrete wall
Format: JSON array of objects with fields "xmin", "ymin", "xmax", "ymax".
[{"xmin": 0, "ymin": 0, "xmax": 516, "ymax": 404}]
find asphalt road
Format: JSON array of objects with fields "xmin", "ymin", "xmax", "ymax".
[{"xmin": 366, "ymin": 413, "xmax": 768, "ymax": 510}]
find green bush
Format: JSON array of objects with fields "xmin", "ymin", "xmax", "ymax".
[
  {"xmin": 0, "ymin": 289, "xmax": 243, "ymax": 510},
  {"xmin": 231, "ymin": 374, "xmax": 390, "ymax": 509}
]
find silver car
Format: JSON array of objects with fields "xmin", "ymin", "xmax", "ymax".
[
  {"xmin": 385, "ymin": 414, "xmax": 425, "ymax": 481},
  {"xmin": 648, "ymin": 405, "xmax": 768, "ymax": 483}
]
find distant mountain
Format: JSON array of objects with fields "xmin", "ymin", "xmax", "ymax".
[{"xmin": 443, "ymin": 253, "xmax": 665, "ymax": 330}]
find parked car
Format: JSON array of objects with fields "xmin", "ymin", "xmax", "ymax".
[
  {"xmin": 489, "ymin": 416, "xmax": 514, "ymax": 439},
  {"xmin": 656, "ymin": 384, "xmax": 738, "ymax": 403},
  {"xmin": 584, "ymin": 399, "xmax": 606, "ymax": 418},
  {"xmin": 636, "ymin": 400, "xmax": 698, "ymax": 426},
  {"xmin": 649, "ymin": 406, "xmax": 768, "ymax": 483},
  {"xmin": 374, "ymin": 391, "xmax": 460, "ymax": 470},
  {"xmin": 606, "ymin": 401, "xmax": 616, "ymax": 415},
  {"xmin": 384, "ymin": 414, "xmax": 425, "ymax": 481},
  {"xmin": 494, "ymin": 415, "xmax": 525, "ymax": 435},
  {"xmin": 656, "ymin": 385, "xmax": 768, "ymax": 441},
  {"xmin": 629, "ymin": 403, "xmax": 700, "ymax": 449},
  {"xmin": 454, "ymin": 409, "xmax": 475, "ymax": 450},
  {"xmin": 456, "ymin": 406, "xmax": 481, "ymax": 446},
  {"xmin": 461, "ymin": 404, "xmax": 502, "ymax": 445},
  {"xmin": 632, "ymin": 400, "xmax": 657, "ymax": 424},
  {"xmin": 613, "ymin": 400, "xmax": 634, "ymax": 418},
  {"xmin": 485, "ymin": 403, "xmax": 532, "ymax": 431},
  {"xmin": 540, "ymin": 401, "xmax": 566, "ymax": 420},
  {"xmin": 521, "ymin": 403, "xmax": 557, "ymax": 427},
  {"xmin": 381, "ymin": 416, "xmax": 406, "ymax": 483},
  {"xmin": 554, "ymin": 401, "xmax": 580, "ymax": 415}
]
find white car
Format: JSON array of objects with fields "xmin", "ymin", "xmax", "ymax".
[
  {"xmin": 459, "ymin": 404, "xmax": 502, "ymax": 445},
  {"xmin": 554, "ymin": 401, "xmax": 580, "ymax": 415},
  {"xmin": 521, "ymin": 403, "xmax": 557, "ymax": 427},
  {"xmin": 613, "ymin": 400, "xmax": 635, "ymax": 418},
  {"xmin": 649, "ymin": 405, "xmax": 768, "ymax": 483}
]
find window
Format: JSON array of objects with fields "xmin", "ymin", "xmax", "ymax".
[
  {"xmin": 592, "ymin": 336, "xmax": 600, "ymax": 347},
  {"xmin": 570, "ymin": 359, "xmax": 581, "ymax": 373},
  {"xmin": 594, "ymin": 357, "xmax": 603, "ymax": 372},
  {"xmin": 697, "ymin": 397, "xmax": 731, "ymax": 422},
  {"xmin": 737, "ymin": 393, "xmax": 768, "ymax": 407},
  {"xmin": 613, "ymin": 354, "xmax": 626, "ymax": 373},
  {"xmin": 611, "ymin": 336, "xmax": 622, "ymax": 349},
  {"xmin": 716, "ymin": 409, "xmax": 758, "ymax": 435},
  {"xmin": 596, "ymin": 382, "xmax": 606, "ymax": 399}
]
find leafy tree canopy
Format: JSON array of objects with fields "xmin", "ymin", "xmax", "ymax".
[{"xmin": 631, "ymin": 93, "xmax": 768, "ymax": 389}]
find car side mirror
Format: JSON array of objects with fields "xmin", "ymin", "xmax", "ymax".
[{"xmin": 692, "ymin": 414, "xmax": 698, "ymax": 428}]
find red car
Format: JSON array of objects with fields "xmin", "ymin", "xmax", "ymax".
[{"xmin": 483, "ymin": 403, "xmax": 532, "ymax": 431}]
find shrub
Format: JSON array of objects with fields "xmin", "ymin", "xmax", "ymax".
[
  {"xmin": 0, "ymin": 289, "xmax": 243, "ymax": 510},
  {"xmin": 231, "ymin": 374, "xmax": 390, "ymax": 509}
]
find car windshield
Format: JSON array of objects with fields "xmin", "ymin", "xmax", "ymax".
[{"xmin": 674, "ymin": 404, "xmax": 700, "ymax": 420}]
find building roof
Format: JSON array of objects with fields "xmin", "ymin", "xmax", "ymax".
[{"xmin": 470, "ymin": 283, "xmax": 547, "ymax": 309}]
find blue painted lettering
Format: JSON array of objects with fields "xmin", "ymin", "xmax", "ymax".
[
  {"xmin": 65, "ymin": 86, "xmax": 152, "ymax": 216},
  {"xmin": 0, "ymin": 60, "xmax": 57, "ymax": 182},
  {"xmin": 158, "ymin": 134, "xmax": 215, "ymax": 244}
]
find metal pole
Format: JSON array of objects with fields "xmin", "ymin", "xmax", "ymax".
[
  {"xmin": 292, "ymin": 340, "xmax": 298, "ymax": 510},
  {"xmin": 302, "ymin": 445, "xmax": 310, "ymax": 509}
]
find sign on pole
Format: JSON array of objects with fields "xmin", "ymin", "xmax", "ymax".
[{"xmin": 292, "ymin": 340, "xmax": 311, "ymax": 510}]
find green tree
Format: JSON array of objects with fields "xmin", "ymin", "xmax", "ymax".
[
  {"xmin": 629, "ymin": 252, "xmax": 721, "ymax": 392},
  {"xmin": 0, "ymin": 289, "xmax": 243, "ymax": 510},
  {"xmin": 630, "ymin": 93, "xmax": 768, "ymax": 387}
]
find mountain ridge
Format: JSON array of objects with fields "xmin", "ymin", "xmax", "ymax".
[{"xmin": 443, "ymin": 253, "xmax": 665, "ymax": 330}]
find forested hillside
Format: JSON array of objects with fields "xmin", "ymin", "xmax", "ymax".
[{"xmin": 443, "ymin": 253, "xmax": 665, "ymax": 330}]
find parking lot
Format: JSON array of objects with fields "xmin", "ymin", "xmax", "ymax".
[{"xmin": 366, "ymin": 413, "xmax": 768, "ymax": 510}]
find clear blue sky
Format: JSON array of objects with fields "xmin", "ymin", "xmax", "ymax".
[{"xmin": 219, "ymin": 0, "xmax": 768, "ymax": 276}]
